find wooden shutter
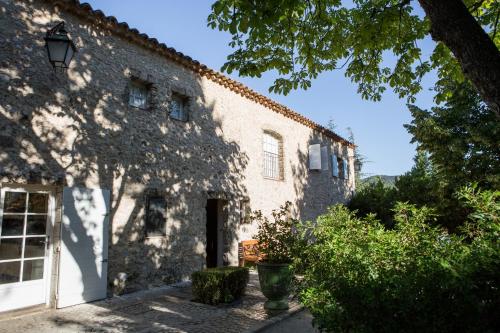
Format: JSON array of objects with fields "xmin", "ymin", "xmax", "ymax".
[
  {"xmin": 343, "ymin": 158, "xmax": 349, "ymax": 179},
  {"xmin": 309, "ymin": 144, "xmax": 321, "ymax": 170},
  {"xmin": 59, "ymin": 187, "xmax": 110, "ymax": 308},
  {"xmin": 321, "ymin": 146, "xmax": 329, "ymax": 171},
  {"xmin": 332, "ymin": 154, "xmax": 339, "ymax": 177}
]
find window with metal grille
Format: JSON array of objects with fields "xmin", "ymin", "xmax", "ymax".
[{"xmin": 263, "ymin": 132, "xmax": 282, "ymax": 179}]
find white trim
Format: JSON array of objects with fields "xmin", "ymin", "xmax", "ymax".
[{"xmin": 0, "ymin": 184, "xmax": 55, "ymax": 311}]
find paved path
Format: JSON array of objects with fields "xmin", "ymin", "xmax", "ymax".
[
  {"xmin": 0, "ymin": 272, "xmax": 301, "ymax": 333},
  {"xmin": 260, "ymin": 310, "xmax": 318, "ymax": 333}
]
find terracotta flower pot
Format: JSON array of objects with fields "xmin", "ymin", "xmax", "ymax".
[{"xmin": 257, "ymin": 261, "xmax": 292, "ymax": 310}]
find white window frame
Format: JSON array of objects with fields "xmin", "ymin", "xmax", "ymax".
[
  {"xmin": 0, "ymin": 185, "xmax": 55, "ymax": 309},
  {"xmin": 128, "ymin": 82, "xmax": 148, "ymax": 109},
  {"xmin": 263, "ymin": 132, "xmax": 282, "ymax": 180}
]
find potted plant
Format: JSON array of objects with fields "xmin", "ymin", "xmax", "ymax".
[{"xmin": 251, "ymin": 201, "xmax": 298, "ymax": 310}]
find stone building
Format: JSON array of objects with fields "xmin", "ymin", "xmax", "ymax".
[{"xmin": 0, "ymin": 0, "xmax": 355, "ymax": 312}]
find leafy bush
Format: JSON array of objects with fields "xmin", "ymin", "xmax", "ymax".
[
  {"xmin": 349, "ymin": 152, "xmax": 470, "ymax": 230},
  {"xmin": 296, "ymin": 187, "xmax": 500, "ymax": 332},
  {"xmin": 191, "ymin": 266, "xmax": 249, "ymax": 305},
  {"xmin": 252, "ymin": 201, "xmax": 298, "ymax": 263},
  {"xmin": 348, "ymin": 177, "xmax": 397, "ymax": 227}
]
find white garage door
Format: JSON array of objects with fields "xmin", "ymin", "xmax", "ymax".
[{"xmin": 58, "ymin": 187, "xmax": 110, "ymax": 308}]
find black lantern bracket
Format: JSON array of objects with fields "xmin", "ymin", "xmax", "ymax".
[{"xmin": 44, "ymin": 21, "xmax": 77, "ymax": 71}]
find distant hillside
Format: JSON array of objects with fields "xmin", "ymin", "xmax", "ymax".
[{"xmin": 361, "ymin": 175, "xmax": 398, "ymax": 187}]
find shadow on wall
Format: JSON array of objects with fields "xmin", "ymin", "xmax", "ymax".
[
  {"xmin": 291, "ymin": 133, "xmax": 353, "ymax": 222},
  {"xmin": 0, "ymin": 0, "xmax": 250, "ymax": 301}
]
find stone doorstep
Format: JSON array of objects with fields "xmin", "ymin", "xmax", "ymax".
[{"xmin": 0, "ymin": 304, "xmax": 48, "ymax": 322}]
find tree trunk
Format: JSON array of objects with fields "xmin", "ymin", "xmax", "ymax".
[{"xmin": 418, "ymin": 0, "xmax": 500, "ymax": 118}]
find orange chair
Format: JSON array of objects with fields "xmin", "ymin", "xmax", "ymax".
[{"xmin": 238, "ymin": 239, "xmax": 263, "ymax": 266}]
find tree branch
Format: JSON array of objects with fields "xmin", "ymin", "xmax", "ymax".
[
  {"xmin": 493, "ymin": 7, "xmax": 500, "ymax": 39},
  {"xmin": 467, "ymin": 0, "xmax": 486, "ymax": 13}
]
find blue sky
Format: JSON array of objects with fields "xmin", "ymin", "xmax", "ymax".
[{"xmin": 86, "ymin": 0, "xmax": 438, "ymax": 177}]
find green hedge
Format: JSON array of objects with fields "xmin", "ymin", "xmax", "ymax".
[
  {"xmin": 192, "ymin": 266, "xmax": 249, "ymax": 305},
  {"xmin": 295, "ymin": 186, "xmax": 500, "ymax": 332}
]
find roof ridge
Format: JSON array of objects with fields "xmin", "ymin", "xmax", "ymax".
[{"xmin": 48, "ymin": 0, "xmax": 353, "ymax": 147}]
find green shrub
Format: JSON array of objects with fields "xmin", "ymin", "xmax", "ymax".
[
  {"xmin": 348, "ymin": 177, "xmax": 397, "ymax": 227},
  {"xmin": 296, "ymin": 187, "xmax": 500, "ymax": 332},
  {"xmin": 349, "ymin": 152, "xmax": 476, "ymax": 230},
  {"xmin": 251, "ymin": 201, "xmax": 299, "ymax": 263},
  {"xmin": 191, "ymin": 266, "xmax": 249, "ymax": 305}
]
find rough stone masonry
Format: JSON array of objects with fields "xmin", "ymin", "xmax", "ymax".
[{"xmin": 0, "ymin": 0, "xmax": 354, "ymax": 303}]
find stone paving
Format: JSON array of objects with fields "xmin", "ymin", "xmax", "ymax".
[
  {"xmin": 0, "ymin": 272, "xmax": 302, "ymax": 333},
  {"xmin": 260, "ymin": 309, "xmax": 318, "ymax": 333}
]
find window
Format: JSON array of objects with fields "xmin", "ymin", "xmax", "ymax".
[
  {"xmin": 338, "ymin": 157, "xmax": 344, "ymax": 179},
  {"xmin": 332, "ymin": 155, "xmax": 349, "ymax": 179},
  {"xmin": 0, "ymin": 189, "xmax": 49, "ymax": 285},
  {"xmin": 332, "ymin": 154, "xmax": 339, "ymax": 177},
  {"xmin": 128, "ymin": 82, "xmax": 148, "ymax": 109},
  {"xmin": 145, "ymin": 196, "xmax": 166, "ymax": 237},
  {"xmin": 170, "ymin": 93, "xmax": 188, "ymax": 121},
  {"xmin": 343, "ymin": 158, "xmax": 349, "ymax": 180},
  {"xmin": 332, "ymin": 154, "xmax": 346, "ymax": 179},
  {"xmin": 263, "ymin": 132, "xmax": 283, "ymax": 180}
]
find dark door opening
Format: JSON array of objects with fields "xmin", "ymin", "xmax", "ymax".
[{"xmin": 206, "ymin": 199, "xmax": 219, "ymax": 268}]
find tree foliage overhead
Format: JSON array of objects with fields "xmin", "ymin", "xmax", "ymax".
[
  {"xmin": 208, "ymin": 0, "xmax": 500, "ymax": 113},
  {"xmin": 405, "ymin": 82, "xmax": 500, "ymax": 189}
]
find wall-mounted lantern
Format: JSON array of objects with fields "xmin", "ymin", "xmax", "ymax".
[
  {"xmin": 44, "ymin": 21, "xmax": 77, "ymax": 70},
  {"xmin": 354, "ymin": 158, "xmax": 363, "ymax": 173}
]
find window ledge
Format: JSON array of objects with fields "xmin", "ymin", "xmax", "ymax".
[
  {"xmin": 169, "ymin": 115, "xmax": 188, "ymax": 122},
  {"xmin": 263, "ymin": 176, "xmax": 284, "ymax": 182},
  {"xmin": 129, "ymin": 104, "xmax": 150, "ymax": 111},
  {"xmin": 145, "ymin": 235, "xmax": 167, "ymax": 239}
]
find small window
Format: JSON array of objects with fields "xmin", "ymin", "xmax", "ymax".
[
  {"xmin": 332, "ymin": 154, "xmax": 346, "ymax": 178},
  {"xmin": 332, "ymin": 154, "xmax": 339, "ymax": 177},
  {"xmin": 145, "ymin": 196, "xmax": 166, "ymax": 237},
  {"xmin": 334, "ymin": 156, "xmax": 349, "ymax": 179},
  {"xmin": 337, "ymin": 157, "xmax": 344, "ymax": 179},
  {"xmin": 170, "ymin": 94, "xmax": 188, "ymax": 121},
  {"xmin": 263, "ymin": 132, "xmax": 283, "ymax": 180},
  {"xmin": 129, "ymin": 82, "xmax": 148, "ymax": 109},
  {"xmin": 343, "ymin": 158, "xmax": 349, "ymax": 180}
]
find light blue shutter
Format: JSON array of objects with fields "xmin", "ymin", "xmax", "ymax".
[
  {"xmin": 343, "ymin": 158, "xmax": 348, "ymax": 179},
  {"xmin": 332, "ymin": 154, "xmax": 339, "ymax": 177}
]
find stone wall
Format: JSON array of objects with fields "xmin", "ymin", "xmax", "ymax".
[{"xmin": 0, "ymin": 0, "xmax": 355, "ymax": 295}]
